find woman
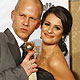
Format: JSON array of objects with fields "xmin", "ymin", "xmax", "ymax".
[{"xmin": 37, "ymin": 6, "xmax": 75, "ymax": 80}]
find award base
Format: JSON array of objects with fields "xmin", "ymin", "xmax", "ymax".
[{"xmin": 28, "ymin": 72, "xmax": 37, "ymax": 80}]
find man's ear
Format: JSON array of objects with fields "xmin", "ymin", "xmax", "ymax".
[
  {"xmin": 35, "ymin": 20, "xmax": 41, "ymax": 29},
  {"xmin": 11, "ymin": 10, "xmax": 15, "ymax": 20}
]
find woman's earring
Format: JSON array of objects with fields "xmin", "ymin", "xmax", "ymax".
[{"xmin": 62, "ymin": 38, "xmax": 65, "ymax": 45}]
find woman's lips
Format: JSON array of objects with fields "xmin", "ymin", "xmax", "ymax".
[{"xmin": 44, "ymin": 33, "xmax": 54, "ymax": 38}]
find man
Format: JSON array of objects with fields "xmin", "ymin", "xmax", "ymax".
[{"xmin": 0, "ymin": 0, "xmax": 43, "ymax": 80}]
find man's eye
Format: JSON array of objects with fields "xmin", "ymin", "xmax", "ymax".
[
  {"xmin": 19, "ymin": 14, "xmax": 25, "ymax": 18},
  {"xmin": 20, "ymin": 14, "xmax": 24, "ymax": 16},
  {"xmin": 30, "ymin": 17, "xmax": 36, "ymax": 20},
  {"xmin": 45, "ymin": 23, "xmax": 50, "ymax": 26}
]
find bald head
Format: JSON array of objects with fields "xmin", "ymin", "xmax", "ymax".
[{"xmin": 15, "ymin": 0, "xmax": 43, "ymax": 15}]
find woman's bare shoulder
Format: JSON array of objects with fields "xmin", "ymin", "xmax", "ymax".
[
  {"xmin": 48, "ymin": 52, "xmax": 74, "ymax": 80},
  {"xmin": 49, "ymin": 51, "xmax": 67, "ymax": 67}
]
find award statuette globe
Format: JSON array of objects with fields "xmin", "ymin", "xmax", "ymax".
[{"xmin": 24, "ymin": 41, "xmax": 39, "ymax": 80}]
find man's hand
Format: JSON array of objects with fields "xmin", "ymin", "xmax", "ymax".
[{"xmin": 21, "ymin": 52, "xmax": 38, "ymax": 77}]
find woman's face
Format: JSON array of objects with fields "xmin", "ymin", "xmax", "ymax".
[{"xmin": 41, "ymin": 13, "xmax": 63, "ymax": 45}]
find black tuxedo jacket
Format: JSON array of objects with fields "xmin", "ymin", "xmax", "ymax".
[{"xmin": 0, "ymin": 28, "xmax": 28, "ymax": 80}]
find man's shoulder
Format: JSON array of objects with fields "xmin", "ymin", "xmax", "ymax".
[
  {"xmin": 0, "ymin": 29, "xmax": 9, "ymax": 43},
  {"xmin": 0, "ymin": 32, "xmax": 5, "ymax": 39}
]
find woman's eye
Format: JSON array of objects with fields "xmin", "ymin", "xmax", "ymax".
[
  {"xmin": 55, "ymin": 26, "xmax": 61, "ymax": 30},
  {"xmin": 45, "ymin": 23, "xmax": 50, "ymax": 26}
]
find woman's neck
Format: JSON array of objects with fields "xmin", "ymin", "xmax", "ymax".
[{"xmin": 41, "ymin": 42, "xmax": 58, "ymax": 56}]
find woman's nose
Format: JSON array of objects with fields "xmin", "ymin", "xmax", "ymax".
[{"xmin": 47, "ymin": 26, "xmax": 53, "ymax": 33}]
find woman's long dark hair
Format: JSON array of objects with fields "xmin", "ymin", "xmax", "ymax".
[{"xmin": 41, "ymin": 6, "xmax": 72, "ymax": 56}]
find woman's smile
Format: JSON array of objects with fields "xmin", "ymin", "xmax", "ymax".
[{"xmin": 44, "ymin": 33, "xmax": 54, "ymax": 38}]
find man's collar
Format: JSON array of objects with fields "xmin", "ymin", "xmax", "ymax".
[{"xmin": 9, "ymin": 27, "xmax": 24, "ymax": 47}]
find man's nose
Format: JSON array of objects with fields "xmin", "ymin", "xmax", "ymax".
[{"xmin": 23, "ymin": 17, "xmax": 29, "ymax": 26}]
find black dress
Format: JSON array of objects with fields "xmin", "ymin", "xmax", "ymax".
[{"xmin": 37, "ymin": 67, "xmax": 55, "ymax": 80}]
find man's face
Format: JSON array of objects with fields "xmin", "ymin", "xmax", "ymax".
[{"xmin": 11, "ymin": 1, "xmax": 41, "ymax": 41}]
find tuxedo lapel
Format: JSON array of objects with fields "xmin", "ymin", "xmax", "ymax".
[
  {"xmin": 8, "ymin": 42, "xmax": 22, "ymax": 66},
  {"xmin": 4, "ymin": 28, "xmax": 22, "ymax": 66}
]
